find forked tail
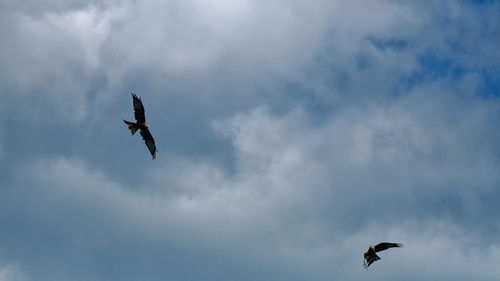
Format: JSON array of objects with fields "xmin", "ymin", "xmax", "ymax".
[
  {"xmin": 123, "ymin": 120, "xmax": 139, "ymax": 135},
  {"xmin": 363, "ymin": 253, "xmax": 381, "ymax": 269}
]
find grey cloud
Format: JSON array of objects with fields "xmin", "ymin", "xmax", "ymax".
[
  {"xmin": 0, "ymin": 130, "xmax": 3, "ymax": 161},
  {"xmin": 1, "ymin": 0, "xmax": 119, "ymax": 17},
  {"xmin": 3, "ymin": 84, "xmax": 500, "ymax": 279}
]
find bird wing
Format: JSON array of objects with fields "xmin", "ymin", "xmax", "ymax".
[
  {"xmin": 374, "ymin": 242, "xmax": 402, "ymax": 253},
  {"xmin": 140, "ymin": 127, "xmax": 157, "ymax": 159},
  {"xmin": 132, "ymin": 93, "xmax": 146, "ymax": 123}
]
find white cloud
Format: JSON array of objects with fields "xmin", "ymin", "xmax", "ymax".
[
  {"xmin": 340, "ymin": 220, "xmax": 500, "ymax": 280},
  {"xmin": 0, "ymin": 263, "xmax": 24, "ymax": 281},
  {"xmin": 1, "ymin": 0, "xmax": 497, "ymax": 126},
  {"xmin": 45, "ymin": 5, "xmax": 125, "ymax": 67},
  {"xmin": 0, "ymin": 2, "xmax": 125, "ymax": 124}
]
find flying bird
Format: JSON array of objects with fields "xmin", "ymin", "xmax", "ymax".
[
  {"xmin": 123, "ymin": 93, "xmax": 157, "ymax": 159},
  {"xmin": 363, "ymin": 242, "xmax": 402, "ymax": 268}
]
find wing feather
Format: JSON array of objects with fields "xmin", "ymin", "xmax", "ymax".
[
  {"xmin": 140, "ymin": 127, "xmax": 157, "ymax": 159},
  {"xmin": 132, "ymin": 93, "xmax": 146, "ymax": 123},
  {"xmin": 374, "ymin": 242, "xmax": 402, "ymax": 253}
]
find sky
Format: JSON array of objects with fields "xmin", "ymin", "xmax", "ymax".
[{"xmin": 0, "ymin": 0, "xmax": 499, "ymax": 280}]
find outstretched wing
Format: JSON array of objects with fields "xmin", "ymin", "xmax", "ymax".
[
  {"xmin": 140, "ymin": 127, "xmax": 157, "ymax": 159},
  {"xmin": 374, "ymin": 242, "xmax": 402, "ymax": 253},
  {"xmin": 132, "ymin": 93, "xmax": 146, "ymax": 123}
]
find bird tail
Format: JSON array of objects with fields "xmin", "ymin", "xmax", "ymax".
[
  {"xmin": 363, "ymin": 253, "xmax": 381, "ymax": 269},
  {"xmin": 123, "ymin": 120, "xmax": 139, "ymax": 135}
]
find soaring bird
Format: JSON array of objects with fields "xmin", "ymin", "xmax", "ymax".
[
  {"xmin": 123, "ymin": 93, "xmax": 157, "ymax": 159},
  {"xmin": 363, "ymin": 242, "xmax": 402, "ymax": 268}
]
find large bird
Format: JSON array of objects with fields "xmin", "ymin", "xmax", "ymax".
[
  {"xmin": 363, "ymin": 242, "xmax": 402, "ymax": 268},
  {"xmin": 123, "ymin": 93, "xmax": 157, "ymax": 159}
]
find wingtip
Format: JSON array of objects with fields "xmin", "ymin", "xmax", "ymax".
[{"xmin": 131, "ymin": 93, "xmax": 142, "ymax": 101}]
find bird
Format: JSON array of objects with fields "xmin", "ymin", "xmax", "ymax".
[
  {"xmin": 363, "ymin": 242, "xmax": 402, "ymax": 268},
  {"xmin": 123, "ymin": 93, "xmax": 158, "ymax": 159}
]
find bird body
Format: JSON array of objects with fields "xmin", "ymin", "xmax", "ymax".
[
  {"xmin": 123, "ymin": 93, "xmax": 157, "ymax": 159},
  {"xmin": 363, "ymin": 242, "xmax": 402, "ymax": 268}
]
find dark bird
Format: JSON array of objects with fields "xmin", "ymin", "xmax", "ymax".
[
  {"xmin": 363, "ymin": 242, "xmax": 402, "ymax": 268},
  {"xmin": 123, "ymin": 93, "xmax": 157, "ymax": 159}
]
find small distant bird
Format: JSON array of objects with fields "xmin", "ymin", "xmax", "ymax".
[
  {"xmin": 363, "ymin": 242, "xmax": 402, "ymax": 268},
  {"xmin": 123, "ymin": 93, "xmax": 157, "ymax": 159}
]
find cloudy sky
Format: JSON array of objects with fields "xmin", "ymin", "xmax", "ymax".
[{"xmin": 0, "ymin": 0, "xmax": 499, "ymax": 280}]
